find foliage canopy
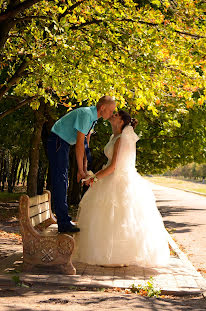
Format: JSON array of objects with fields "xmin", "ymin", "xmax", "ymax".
[{"xmin": 0, "ymin": 0, "xmax": 205, "ymax": 111}]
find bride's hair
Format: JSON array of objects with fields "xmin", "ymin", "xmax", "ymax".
[{"xmin": 118, "ymin": 110, "xmax": 138, "ymax": 130}]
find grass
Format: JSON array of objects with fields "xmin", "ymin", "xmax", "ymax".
[
  {"xmin": 144, "ymin": 176, "xmax": 206, "ymax": 195},
  {"xmin": 0, "ymin": 191, "xmax": 25, "ymax": 221},
  {"xmin": 0, "ymin": 191, "xmax": 24, "ymax": 202}
]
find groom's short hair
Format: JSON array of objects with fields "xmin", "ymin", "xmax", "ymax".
[{"xmin": 96, "ymin": 96, "xmax": 115, "ymax": 110}]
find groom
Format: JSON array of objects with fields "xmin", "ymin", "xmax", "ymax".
[{"xmin": 47, "ymin": 96, "xmax": 116, "ymax": 233}]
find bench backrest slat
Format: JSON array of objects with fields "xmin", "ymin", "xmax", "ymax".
[
  {"xmin": 29, "ymin": 202, "xmax": 50, "ymax": 217},
  {"xmin": 29, "ymin": 193, "xmax": 49, "ymax": 206},
  {"xmin": 28, "ymin": 192, "xmax": 51, "ymax": 227},
  {"xmin": 30, "ymin": 210, "xmax": 51, "ymax": 227}
]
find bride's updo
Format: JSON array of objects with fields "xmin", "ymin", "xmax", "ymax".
[{"xmin": 118, "ymin": 110, "xmax": 138, "ymax": 131}]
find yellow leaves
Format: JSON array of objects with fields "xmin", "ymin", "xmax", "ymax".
[
  {"xmin": 0, "ymin": 62, "xmax": 6, "ymax": 69},
  {"xmin": 164, "ymin": 1, "xmax": 170, "ymax": 8},
  {"xmin": 198, "ymin": 98, "xmax": 204, "ymax": 105},
  {"xmin": 62, "ymin": 102, "xmax": 71, "ymax": 108},
  {"xmin": 157, "ymin": 47, "xmax": 170, "ymax": 63},
  {"xmin": 164, "ymin": 19, "xmax": 170, "ymax": 26},
  {"xmin": 69, "ymin": 15, "xmax": 78, "ymax": 23},
  {"xmin": 198, "ymin": 96, "xmax": 206, "ymax": 106},
  {"xmin": 186, "ymin": 100, "xmax": 194, "ymax": 109},
  {"xmin": 30, "ymin": 101, "xmax": 40, "ymax": 110},
  {"xmin": 39, "ymin": 52, "xmax": 46, "ymax": 58},
  {"xmin": 44, "ymin": 7, "xmax": 50, "ymax": 12},
  {"xmin": 137, "ymin": 81, "xmax": 143, "ymax": 90},
  {"xmin": 133, "ymin": 98, "xmax": 144, "ymax": 110},
  {"xmin": 61, "ymin": 101, "xmax": 76, "ymax": 109},
  {"xmin": 95, "ymin": 5, "xmax": 105, "ymax": 14},
  {"xmin": 127, "ymin": 91, "xmax": 134, "ymax": 99},
  {"xmin": 169, "ymin": 120, "xmax": 181, "ymax": 128},
  {"xmin": 169, "ymin": 55, "xmax": 179, "ymax": 66},
  {"xmin": 148, "ymin": 104, "xmax": 158, "ymax": 116},
  {"xmin": 0, "ymin": 230, "xmax": 22, "ymax": 245},
  {"xmin": 151, "ymin": 0, "xmax": 161, "ymax": 6},
  {"xmin": 58, "ymin": 6, "xmax": 67, "ymax": 14},
  {"xmin": 2, "ymin": 0, "xmax": 203, "ymax": 114},
  {"xmin": 79, "ymin": 16, "xmax": 86, "ymax": 23}
]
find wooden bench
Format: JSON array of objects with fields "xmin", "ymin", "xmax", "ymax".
[{"xmin": 19, "ymin": 190, "xmax": 76, "ymax": 275}]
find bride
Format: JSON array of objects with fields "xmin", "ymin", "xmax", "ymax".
[{"xmin": 74, "ymin": 110, "xmax": 170, "ymax": 267}]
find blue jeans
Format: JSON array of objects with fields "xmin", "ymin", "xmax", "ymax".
[{"xmin": 47, "ymin": 132, "xmax": 72, "ymax": 230}]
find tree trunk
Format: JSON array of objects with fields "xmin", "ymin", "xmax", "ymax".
[
  {"xmin": 37, "ymin": 140, "xmax": 48, "ymax": 195},
  {"xmin": 37, "ymin": 157, "xmax": 47, "ymax": 195},
  {"xmin": 17, "ymin": 160, "xmax": 23, "ymax": 185},
  {"xmin": 0, "ymin": 150, "xmax": 4, "ymax": 191},
  {"xmin": 27, "ymin": 100, "xmax": 46, "ymax": 197},
  {"xmin": 41, "ymin": 117, "xmax": 54, "ymax": 194},
  {"xmin": 0, "ymin": 20, "xmax": 14, "ymax": 51},
  {"xmin": 11, "ymin": 157, "xmax": 20, "ymax": 190},
  {"xmin": 8, "ymin": 155, "xmax": 17, "ymax": 193},
  {"xmin": 2, "ymin": 151, "xmax": 9, "ymax": 191},
  {"xmin": 0, "ymin": 0, "xmax": 42, "ymax": 51},
  {"xmin": 22, "ymin": 160, "xmax": 28, "ymax": 186}
]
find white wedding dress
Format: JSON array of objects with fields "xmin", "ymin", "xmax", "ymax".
[{"xmin": 74, "ymin": 126, "xmax": 170, "ymax": 267}]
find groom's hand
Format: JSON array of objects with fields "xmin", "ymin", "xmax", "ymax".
[{"xmin": 77, "ymin": 170, "xmax": 86, "ymax": 183}]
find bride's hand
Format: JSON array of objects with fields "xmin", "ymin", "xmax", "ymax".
[{"xmin": 83, "ymin": 178, "xmax": 92, "ymax": 186}]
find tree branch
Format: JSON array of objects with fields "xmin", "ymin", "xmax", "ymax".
[
  {"xmin": 121, "ymin": 18, "xmax": 206, "ymax": 39},
  {"xmin": 8, "ymin": 34, "xmax": 32, "ymax": 49},
  {"xmin": 0, "ymin": 0, "xmax": 41, "ymax": 22},
  {"xmin": 174, "ymin": 29, "xmax": 205, "ymax": 39},
  {"xmin": 69, "ymin": 18, "xmax": 103, "ymax": 30},
  {"xmin": 0, "ymin": 59, "xmax": 28, "ymax": 101},
  {"xmin": 0, "ymin": 96, "xmax": 36, "ymax": 120},
  {"xmin": 69, "ymin": 17, "xmax": 205, "ymax": 39},
  {"xmin": 14, "ymin": 15, "xmax": 53, "ymax": 23}
]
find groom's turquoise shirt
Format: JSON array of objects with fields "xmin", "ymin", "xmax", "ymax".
[{"xmin": 51, "ymin": 106, "xmax": 98, "ymax": 145}]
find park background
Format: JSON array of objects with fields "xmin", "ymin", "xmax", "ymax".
[
  {"xmin": 0, "ymin": 0, "xmax": 205, "ymax": 204},
  {"xmin": 1, "ymin": 3, "xmax": 206, "ymax": 308}
]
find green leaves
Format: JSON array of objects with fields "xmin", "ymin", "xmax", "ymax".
[
  {"xmin": 0, "ymin": 0, "xmax": 206, "ymax": 174},
  {"xmin": 1, "ymin": 0, "xmax": 205, "ymax": 111}
]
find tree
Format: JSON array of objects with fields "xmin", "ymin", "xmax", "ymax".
[
  {"xmin": 1, "ymin": 0, "xmax": 205, "ymax": 109},
  {"xmin": 134, "ymin": 103, "xmax": 206, "ymax": 174},
  {"xmin": 0, "ymin": 97, "xmax": 34, "ymax": 191},
  {"xmin": 0, "ymin": 0, "xmax": 205, "ymax": 196}
]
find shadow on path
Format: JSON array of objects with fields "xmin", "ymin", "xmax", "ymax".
[{"xmin": 1, "ymin": 286, "xmax": 206, "ymax": 311}]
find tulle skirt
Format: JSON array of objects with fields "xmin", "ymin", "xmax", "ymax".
[{"xmin": 74, "ymin": 169, "xmax": 170, "ymax": 267}]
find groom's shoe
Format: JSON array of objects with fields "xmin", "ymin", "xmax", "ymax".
[{"xmin": 58, "ymin": 224, "xmax": 80, "ymax": 233}]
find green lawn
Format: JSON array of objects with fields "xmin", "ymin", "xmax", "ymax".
[
  {"xmin": 0, "ymin": 191, "xmax": 24, "ymax": 202},
  {"xmin": 144, "ymin": 176, "xmax": 206, "ymax": 195}
]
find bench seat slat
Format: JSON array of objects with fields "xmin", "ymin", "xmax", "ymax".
[
  {"xmin": 43, "ymin": 224, "xmax": 58, "ymax": 236},
  {"xmin": 29, "ymin": 202, "xmax": 50, "ymax": 217}
]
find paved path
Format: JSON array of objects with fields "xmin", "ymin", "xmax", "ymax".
[
  {"xmin": 1, "ymin": 286, "xmax": 206, "ymax": 311},
  {"xmin": 150, "ymin": 183, "xmax": 206, "ymax": 280},
  {"xmin": 1, "ymin": 243, "xmax": 206, "ymax": 296},
  {"xmin": 1, "ymin": 184, "xmax": 206, "ymax": 298}
]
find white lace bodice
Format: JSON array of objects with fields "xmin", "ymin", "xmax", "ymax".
[{"xmin": 104, "ymin": 134, "xmax": 121, "ymax": 165}]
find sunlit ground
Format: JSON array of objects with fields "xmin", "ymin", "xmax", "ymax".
[{"xmin": 144, "ymin": 176, "xmax": 206, "ymax": 195}]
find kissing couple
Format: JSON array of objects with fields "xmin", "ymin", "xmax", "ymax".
[{"xmin": 47, "ymin": 96, "xmax": 170, "ymax": 267}]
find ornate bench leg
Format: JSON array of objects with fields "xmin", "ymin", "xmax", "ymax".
[
  {"xmin": 60, "ymin": 262, "xmax": 76, "ymax": 275},
  {"xmin": 23, "ymin": 262, "xmax": 34, "ymax": 272}
]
